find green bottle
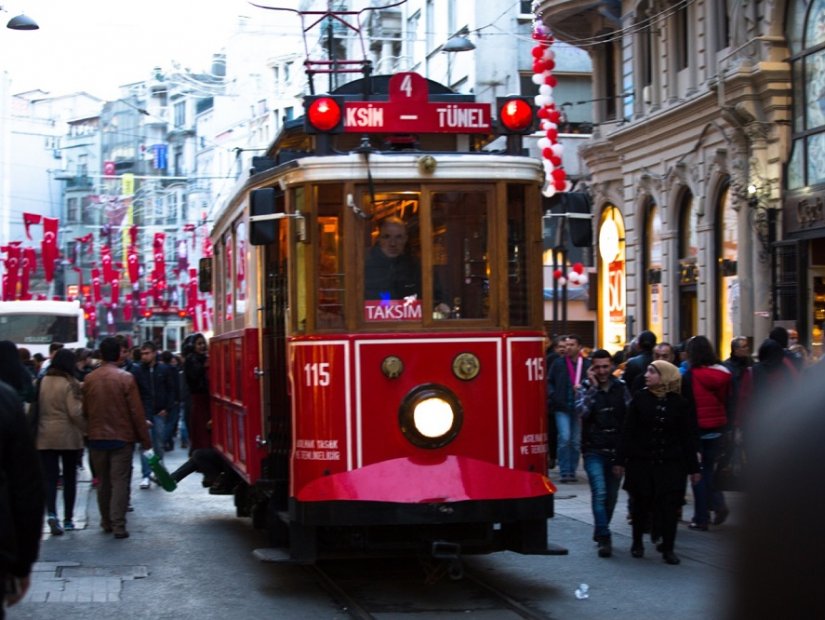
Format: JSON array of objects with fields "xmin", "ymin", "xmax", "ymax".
[{"xmin": 144, "ymin": 449, "xmax": 177, "ymax": 492}]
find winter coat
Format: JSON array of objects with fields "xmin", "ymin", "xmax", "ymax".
[
  {"xmin": 82, "ymin": 363, "xmax": 151, "ymax": 450},
  {"xmin": 622, "ymin": 351, "xmax": 653, "ymax": 395},
  {"xmin": 0, "ymin": 380, "xmax": 44, "ymax": 578},
  {"xmin": 616, "ymin": 388, "xmax": 700, "ymax": 496},
  {"xmin": 364, "ymin": 245, "xmax": 421, "ymax": 300},
  {"xmin": 684, "ymin": 364, "xmax": 732, "ymax": 431},
  {"xmin": 548, "ymin": 354, "xmax": 591, "ymax": 413},
  {"xmin": 130, "ymin": 361, "xmax": 176, "ymax": 418},
  {"xmin": 576, "ymin": 376, "xmax": 631, "ymax": 456},
  {"xmin": 35, "ymin": 370, "xmax": 86, "ymax": 451}
]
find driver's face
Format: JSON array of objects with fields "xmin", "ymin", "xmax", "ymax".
[{"xmin": 378, "ymin": 222, "xmax": 407, "ymax": 258}]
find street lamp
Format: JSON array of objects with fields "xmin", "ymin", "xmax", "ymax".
[
  {"xmin": 442, "ymin": 27, "xmax": 475, "ymax": 88},
  {"xmin": 2, "ymin": 6, "xmax": 38, "ymax": 30}
]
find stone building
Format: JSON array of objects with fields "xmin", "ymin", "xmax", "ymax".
[{"xmin": 536, "ymin": 0, "xmax": 824, "ymax": 358}]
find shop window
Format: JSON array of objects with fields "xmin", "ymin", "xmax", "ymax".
[
  {"xmin": 644, "ymin": 201, "xmax": 664, "ymax": 342},
  {"xmin": 717, "ymin": 182, "xmax": 738, "ymax": 358}
]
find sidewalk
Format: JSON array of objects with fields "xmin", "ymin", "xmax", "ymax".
[{"xmin": 548, "ymin": 466, "xmax": 740, "ymax": 568}]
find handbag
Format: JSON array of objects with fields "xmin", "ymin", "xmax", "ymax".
[
  {"xmin": 714, "ymin": 439, "xmax": 746, "ymax": 492},
  {"xmin": 25, "ymin": 378, "xmax": 42, "ymax": 439}
]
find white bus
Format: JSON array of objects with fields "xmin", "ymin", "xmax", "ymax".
[{"xmin": 0, "ymin": 300, "xmax": 87, "ymax": 356}]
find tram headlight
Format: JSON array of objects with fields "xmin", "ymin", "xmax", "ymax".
[{"xmin": 399, "ymin": 384, "xmax": 463, "ymax": 449}]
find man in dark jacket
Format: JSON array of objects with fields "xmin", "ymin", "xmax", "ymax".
[
  {"xmin": 131, "ymin": 340, "xmax": 176, "ymax": 489},
  {"xmin": 0, "ymin": 380, "xmax": 45, "ymax": 616},
  {"xmin": 547, "ymin": 334, "xmax": 590, "ymax": 482},
  {"xmin": 576, "ymin": 349, "xmax": 631, "ymax": 557},
  {"xmin": 622, "ymin": 330, "xmax": 657, "ymax": 394}
]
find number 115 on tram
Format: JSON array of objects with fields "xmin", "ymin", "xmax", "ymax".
[{"xmin": 202, "ymin": 72, "xmax": 565, "ymax": 562}]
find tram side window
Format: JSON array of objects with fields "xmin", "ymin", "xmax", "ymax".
[
  {"xmin": 214, "ymin": 242, "xmax": 225, "ymax": 333},
  {"xmin": 508, "ymin": 185, "xmax": 529, "ymax": 326},
  {"xmin": 432, "ymin": 191, "xmax": 490, "ymax": 320},
  {"xmin": 317, "ymin": 185, "xmax": 345, "ymax": 329},
  {"xmin": 223, "ymin": 230, "xmax": 234, "ymax": 323},
  {"xmin": 235, "ymin": 219, "xmax": 247, "ymax": 318},
  {"xmin": 363, "ymin": 191, "xmax": 422, "ymax": 323}
]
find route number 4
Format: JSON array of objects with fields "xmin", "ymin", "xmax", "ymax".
[
  {"xmin": 304, "ymin": 362, "xmax": 331, "ymax": 387},
  {"xmin": 525, "ymin": 357, "xmax": 544, "ymax": 382}
]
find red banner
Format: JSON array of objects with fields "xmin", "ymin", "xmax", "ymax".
[
  {"xmin": 127, "ymin": 245, "xmax": 139, "ymax": 284},
  {"xmin": 2, "ymin": 243, "xmax": 21, "ymax": 299},
  {"xmin": 101, "ymin": 245, "xmax": 114, "ymax": 282},
  {"xmin": 110, "ymin": 273, "xmax": 120, "ymax": 307},
  {"xmin": 91, "ymin": 267, "xmax": 101, "ymax": 303},
  {"xmin": 23, "ymin": 212, "xmax": 42, "ymax": 240},
  {"xmin": 19, "ymin": 247, "xmax": 36, "ymax": 300},
  {"xmin": 41, "ymin": 217, "xmax": 59, "ymax": 282}
]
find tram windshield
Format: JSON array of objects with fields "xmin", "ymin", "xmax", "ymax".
[
  {"xmin": 250, "ymin": 180, "xmax": 535, "ymax": 334},
  {"xmin": 361, "ymin": 188, "xmax": 492, "ymax": 323}
]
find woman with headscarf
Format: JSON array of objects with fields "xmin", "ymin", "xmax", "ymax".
[
  {"xmin": 614, "ymin": 360, "xmax": 700, "ymax": 565},
  {"xmin": 36, "ymin": 348, "xmax": 85, "ymax": 535}
]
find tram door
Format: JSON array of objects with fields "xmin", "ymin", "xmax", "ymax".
[{"xmin": 262, "ymin": 219, "xmax": 291, "ymax": 507}]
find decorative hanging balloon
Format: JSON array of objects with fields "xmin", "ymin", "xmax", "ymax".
[{"xmin": 531, "ymin": 2, "xmax": 568, "ymax": 198}]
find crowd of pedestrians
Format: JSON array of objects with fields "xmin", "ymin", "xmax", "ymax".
[
  {"xmin": 0, "ymin": 334, "xmax": 211, "ymax": 539},
  {"xmin": 547, "ymin": 326, "xmax": 818, "ymax": 565}
]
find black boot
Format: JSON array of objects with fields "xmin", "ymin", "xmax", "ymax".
[
  {"xmin": 596, "ymin": 536, "xmax": 612, "ymax": 558},
  {"xmin": 663, "ymin": 551, "xmax": 681, "ymax": 565}
]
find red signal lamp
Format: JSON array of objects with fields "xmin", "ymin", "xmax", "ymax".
[
  {"xmin": 497, "ymin": 97, "xmax": 535, "ymax": 134},
  {"xmin": 142, "ymin": 309, "xmax": 153, "ymax": 318},
  {"xmin": 306, "ymin": 96, "xmax": 343, "ymax": 133},
  {"xmin": 178, "ymin": 309, "xmax": 188, "ymax": 318}
]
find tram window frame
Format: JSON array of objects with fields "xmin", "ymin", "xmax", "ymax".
[
  {"xmin": 213, "ymin": 239, "xmax": 225, "ymax": 333},
  {"xmin": 504, "ymin": 183, "xmax": 535, "ymax": 327},
  {"xmin": 293, "ymin": 185, "xmax": 308, "ymax": 334},
  {"xmin": 223, "ymin": 229, "xmax": 235, "ymax": 324},
  {"xmin": 429, "ymin": 186, "xmax": 496, "ymax": 324},
  {"xmin": 355, "ymin": 183, "xmax": 499, "ymax": 329},
  {"xmin": 360, "ymin": 186, "xmax": 425, "ymax": 326},
  {"xmin": 315, "ymin": 184, "xmax": 346, "ymax": 331},
  {"xmin": 235, "ymin": 218, "xmax": 248, "ymax": 321}
]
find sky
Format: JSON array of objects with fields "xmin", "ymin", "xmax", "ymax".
[{"xmin": 0, "ymin": 0, "xmax": 292, "ymax": 99}]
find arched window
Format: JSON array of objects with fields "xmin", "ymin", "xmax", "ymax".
[
  {"xmin": 787, "ymin": 0, "xmax": 825, "ymax": 189},
  {"xmin": 643, "ymin": 200, "xmax": 664, "ymax": 342},
  {"xmin": 678, "ymin": 190, "xmax": 698, "ymax": 343},
  {"xmin": 716, "ymin": 180, "xmax": 738, "ymax": 358},
  {"xmin": 598, "ymin": 205, "xmax": 626, "ymax": 352}
]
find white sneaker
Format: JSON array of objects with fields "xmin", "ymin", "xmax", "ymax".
[{"xmin": 140, "ymin": 476, "xmax": 151, "ymax": 489}]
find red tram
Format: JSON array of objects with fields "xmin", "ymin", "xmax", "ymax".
[{"xmin": 202, "ymin": 69, "xmax": 562, "ymax": 562}]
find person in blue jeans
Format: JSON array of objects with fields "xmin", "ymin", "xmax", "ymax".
[
  {"xmin": 547, "ymin": 335, "xmax": 590, "ymax": 482},
  {"xmin": 130, "ymin": 341, "xmax": 176, "ymax": 489},
  {"xmin": 576, "ymin": 349, "xmax": 631, "ymax": 557}
]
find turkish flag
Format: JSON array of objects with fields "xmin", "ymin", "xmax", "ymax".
[
  {"xmin": 101, "ymin": 245, "xmax": 114, "ymax": 282},
  {"xmin": 41, "ymin": 217, "xmax": 59, "ymax": 282},
  {"xmin": 127, "ymin": 245, "xmax": 139, "ymax": 284},
  {"xmin": 153, "ymin": 233, "xmax": 165, "ymax": 280},
  {"xmin": 23, "ymin": 212, "xmax": 42, "ymax": 240},
  {"xmin": 19, "ymin": 247, "xmax": 36, "ymax": 300},
  {"xmin": 3, "ymin": 244, "xmax": 21, "ymax": 299},
  {"xmin": 123, "ymin": 303, "xmax": 132, "ymax": 322},
  {"xmin": 110, "ymin": 274, "xmax": 120, "ymax": 307},
  {"xmin": 91, "ymin": 267, "xmax": 101, "ymax": 303}
]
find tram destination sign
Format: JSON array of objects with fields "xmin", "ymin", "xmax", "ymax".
[{"xmin": 344, "ymin": 72, "xmax": 491, "ymax": 134}]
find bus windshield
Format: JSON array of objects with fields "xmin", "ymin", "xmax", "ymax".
[{"xmin": 0, "ymin": 313, "xmax": 79, "ymax": 345}]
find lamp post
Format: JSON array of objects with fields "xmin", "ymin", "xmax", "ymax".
[
  {"xmin": 1, "ymin": 6, "xmax": 38, "ymax": 30},
  {"xmin": 442, "ymin": 27, "xmax": 475, "ymax": 88}
]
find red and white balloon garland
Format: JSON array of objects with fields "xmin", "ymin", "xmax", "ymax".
[
  {"xmin": 552, "ymin": 261, "xmax": 586, "ymax": 287},
  {"xmin": 531, "ymin": 13, "xmax": 570, "ymax": 198}
]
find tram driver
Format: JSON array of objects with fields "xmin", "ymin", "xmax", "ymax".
[
  {"xmin": 364, "ymin": 216, "xmax": 421, "ymax": 301},
  {"xmin": 364, "ymin": 216, "xmax": 450, "ymax": 319}
]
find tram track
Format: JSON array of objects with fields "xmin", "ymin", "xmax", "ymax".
[{"xmin": 307, "ymin": 559, "xmax": 554, "ymax": 619}]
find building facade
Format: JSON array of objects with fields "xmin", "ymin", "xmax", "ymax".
[{"xmin": 537, "ymin": 0, "xmax": 814, "ymax": 358}]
